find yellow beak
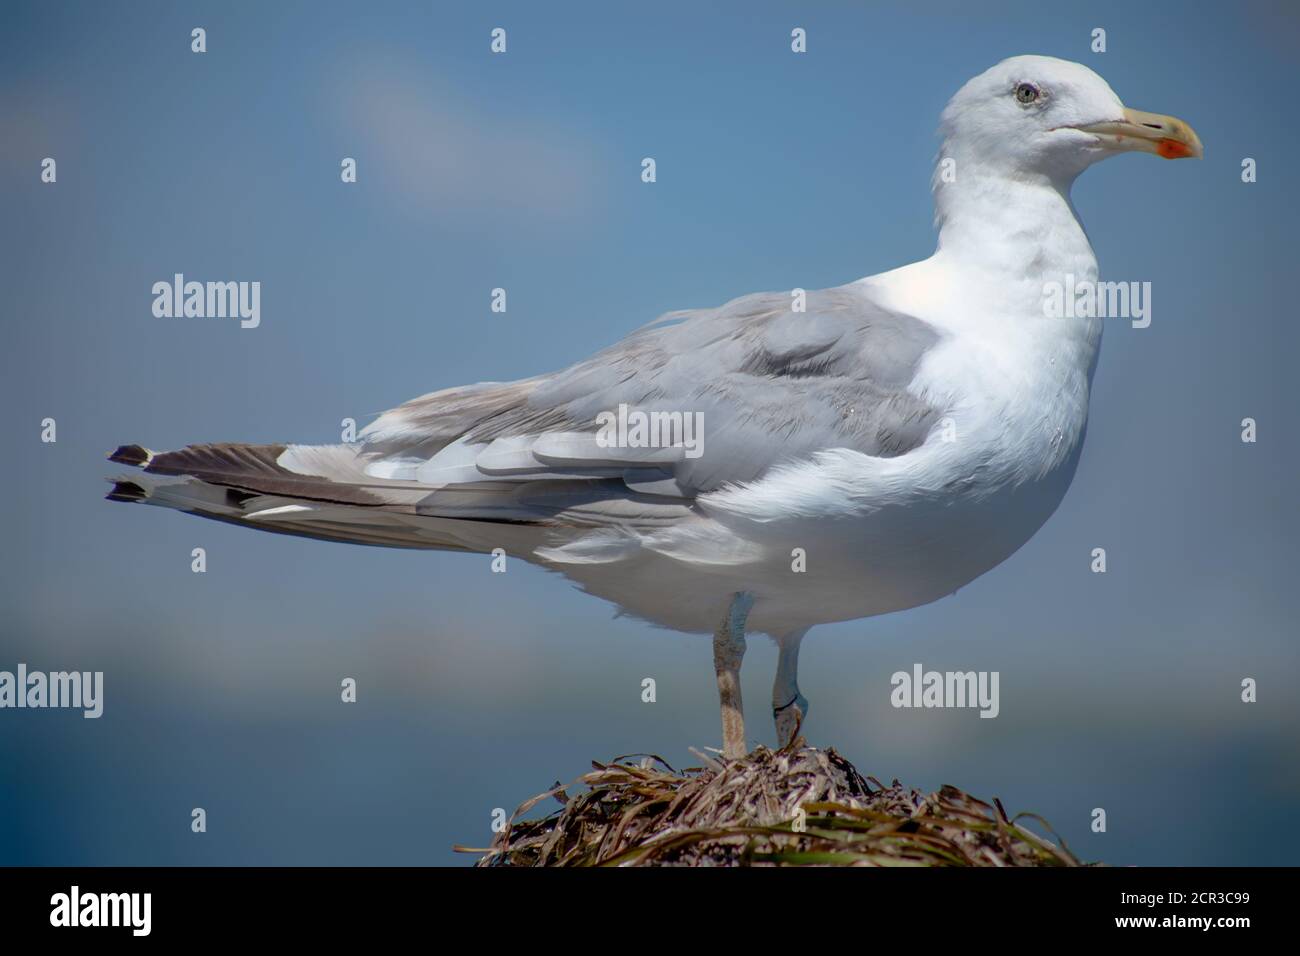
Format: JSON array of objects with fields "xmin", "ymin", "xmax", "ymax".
[{"xmin": 1074, "ymin": 107, "xmax": 1203, "ymax": 159}]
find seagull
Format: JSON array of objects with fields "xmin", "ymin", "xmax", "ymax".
[{"xmin": 108, "ymin": 56, "xmax": 1201, "ymax": 759}]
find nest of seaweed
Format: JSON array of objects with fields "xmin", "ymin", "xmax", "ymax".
[{"xmin": 460, "ymin": 741, "xmax": 1088, "ymax": 867}]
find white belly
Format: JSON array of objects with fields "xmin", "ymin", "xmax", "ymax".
[
  {"xmin": 548, "ymin": 421, "xmax": 1087, "ymax": 636},
  {"xmin": 546, "ymin": 316, "xmax": 1098, "ymax": 637}
]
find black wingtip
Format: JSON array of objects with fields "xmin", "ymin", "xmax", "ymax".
[
  {"xmin": 108, "ymin": 444, "xmax": 152, "ymax": 467},
  {"xmin": 106, "ymin": 480, "xmax": 147, "ymax": 503}
]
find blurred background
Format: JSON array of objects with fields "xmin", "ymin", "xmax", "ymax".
[{"xmin": 1, "ymin": 0, "xmax": 1296, "ymax": 866}]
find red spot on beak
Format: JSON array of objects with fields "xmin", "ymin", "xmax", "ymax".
[{"xmin": 1157, "ymin": 138, "xmax": 1194, "ymax": 159}]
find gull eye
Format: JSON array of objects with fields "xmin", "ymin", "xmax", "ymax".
[{"xmin": 1015, "ymin": 82, "xmax": 1041, "ymax": 105}]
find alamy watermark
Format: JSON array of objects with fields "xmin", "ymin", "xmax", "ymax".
[
  {"xmin": 595, "ymin": 403, "xmax": 704, "ymax": 459},
  {"xmin": 152, "ymin": 273, "xmax": 260, "ymax": 328},
  {"xmin": 890, "ymin": 663, "xmax": 999, "ymax": 718},
  {"xmin": 1043, "ymin": 274, "xmax": 1151, "ymax": 328},
  {"xmin": 50, "ymin": 886, "xmax": 150, "ymax": 936},
  {"xmin": 0, "ymin": 664, "xmax": 103, "ymax": 718}
]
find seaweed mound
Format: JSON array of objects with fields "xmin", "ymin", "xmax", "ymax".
[{"xmin": 464, "ymin": 743, "xmax": 1087, "ymax": 867}]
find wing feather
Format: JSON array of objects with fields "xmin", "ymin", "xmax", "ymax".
[{"xmin": 352, "ymin": 284, "xmax": 943, "ymax": 527}]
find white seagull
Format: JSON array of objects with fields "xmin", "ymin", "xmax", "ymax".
[{"xmin": 108, "ymin": 56, "xmax": 1201, "ymax": 758}]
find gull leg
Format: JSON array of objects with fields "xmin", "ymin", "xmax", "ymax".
[
  {"xmin": 713, "ymin": 592, "xmax": 754, "ymax": 760},
  {"xmin": 773, "ymin": 629, "xmax": 810, "ymax": 748}
]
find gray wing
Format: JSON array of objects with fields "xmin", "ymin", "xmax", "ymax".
[{"xmin": 357, "ymin": 284, "xmax": 943, "ymax": 525}]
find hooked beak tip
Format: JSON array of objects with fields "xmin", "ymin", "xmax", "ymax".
[{"xmin": 1075, "ymin": 106, "xmax": 1203, "ymax": 160}]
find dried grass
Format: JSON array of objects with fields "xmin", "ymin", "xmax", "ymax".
[{"xmin": 458, "ymin": 740, "xmax": 1089, "ymax": 867}]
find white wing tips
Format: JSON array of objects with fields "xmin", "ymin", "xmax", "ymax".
[
  {"xmin": 105, "ymin": 477, "xmax": 148, "ymax": 503},
  {"xmin": 103, "ymin": 471, "xmax": 248, "ymax": 515},
  {"xmin": 108, "ymin": 444, "xmax": 155, "ymax": 468}
]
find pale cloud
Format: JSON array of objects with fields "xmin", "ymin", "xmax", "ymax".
[{"xmin": 330, "ymin": 54, "xmax": 607, "ymax": 226}]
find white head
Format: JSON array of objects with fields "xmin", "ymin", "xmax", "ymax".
[{"xmin": 939, "ymin": 55, "xmax": 1202, "ymax": 185}]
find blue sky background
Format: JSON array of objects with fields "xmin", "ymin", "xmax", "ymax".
[{"xmin": 1, "ymin": 0, "xmax": 1297, "ymax": 865}]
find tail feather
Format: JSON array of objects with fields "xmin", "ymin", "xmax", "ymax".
[
  {"xmin": 104, "ymin": 441, "xmax": 543, "ymax": 554},
  {"xmin": 110, "ymin": 442, "xmax": 385, "ymax": 506}
]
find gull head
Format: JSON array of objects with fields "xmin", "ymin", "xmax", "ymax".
[{"xmin": 939, "ymin": 55, "xmax": 1202, "ymax": 182}]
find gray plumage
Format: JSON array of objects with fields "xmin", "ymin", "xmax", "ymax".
[
  {"xmin": 360, "ymin": 285, "xmax": 942, "ymax": 511},
  {"xmin": 109, "ymin": 284, "xmax": 942, "ymax": 541}
]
